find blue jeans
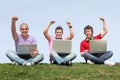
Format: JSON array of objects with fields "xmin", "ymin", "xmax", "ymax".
[
  {"xmin": 83, "ymin": 50, "xmax": 113, "ymax": 64},
  {"xmin": 50, "ymin": 51, "xmax": 76, "ymax": 65},
  {"xmin": 6, "ymin": 50, "xmax": 44, "ymax": 65}
]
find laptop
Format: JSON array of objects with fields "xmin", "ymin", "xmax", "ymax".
[
  {"xmin": 90, "ymin": 40, "xmax": 107, "ymax": 53},
  {"xmin": 17, "ymin": 44, "xmax": 37, "ymax": 55},
  {"xmin": 52, "ymin": 40, "xmax": 72, "ymax": 54}
]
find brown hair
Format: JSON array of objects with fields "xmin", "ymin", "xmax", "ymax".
[
  {"xmin": 84, "ymin": 25, "xmax": 93, "ymax": 34},
  {"xmin": 55, "ymin": 26, "xmax": 63, "ymax": 33}
]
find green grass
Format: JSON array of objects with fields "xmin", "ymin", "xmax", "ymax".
[{"xmin": 0, "ymin": 63, "xmax": 120, "ymax": 80}]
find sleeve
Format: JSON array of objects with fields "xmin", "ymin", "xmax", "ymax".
[
  {"xmin": 15, "ymin": 34, "xmax": 19, "ymax": 44},
  {"xmin": 48, "ymin": 35, "xmax": 54, "ymax": 43},
  {"xmin": 80, "ymin": 41, "xmax": 84, "ymax": 52},
  {"xmin": 32, "ymin": 37, "xmax": 37, "ymax": 44},
  {"xmin": 94, "ymin": 33, "xmax": 102, "ymax": 39}
]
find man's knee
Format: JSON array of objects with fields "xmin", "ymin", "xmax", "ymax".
[
  {"xmin": 6, "ymin": 50, "xmax": 13, "ymax": 57},
  {"xmin": 108, "ymin": 51, "xmax": 113, "ymax": 56}
]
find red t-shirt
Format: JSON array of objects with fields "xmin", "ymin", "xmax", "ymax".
[{"xmin": 80, "ymin": 33, "xmax": 102, "ymax": 52}]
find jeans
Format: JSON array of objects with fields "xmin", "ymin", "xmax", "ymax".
[
  {"xmin": 50, "ymin": 50, "xmax": 76, "ymax": 65},
  {"xmin": 6, "ymin": 50, "xmax": 44, "ymax": 65},
  {"xmin": 83, "ymin": 50, "xmax": 113, "ymax": 64}
]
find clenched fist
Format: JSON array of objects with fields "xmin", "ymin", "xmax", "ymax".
[
  {"xmin": 12, "ymin": 16, "xmax": 18, "ymax": 22},
  {"xmin": 100, "ymin": 16, "xmax": 105, "ymax": 22}
]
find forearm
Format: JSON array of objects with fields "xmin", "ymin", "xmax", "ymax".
[
  {"xmin": 43, "ymin": 23, "xmax": 51, "ymax": 34},
  {"xmin": 100, "ymin": 17, "xmax": 108, "ymax": 38},
  {"xmin": 11, "ymin": 21, "xmax": 18, "ymax": 40},
  {"xmin": 66, "ymin": 21, "xmax": 74, "ymax": 40},
  {"xmin": 103, "ymin": 20, "xmax": 108, "ymax": 33},
  {"xmin": 43, "ymin": 21, "xmax": 55, "ymax": 40},
  {"xmin": 11, "ymin": 21, "xmax": 16, "ymax": 33},
  {"xmin": 69, "ymin": 27, "xmax": 74, "ymax": 38}
]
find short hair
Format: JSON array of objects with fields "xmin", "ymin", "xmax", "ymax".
[
  {"xmin": 55, "ymin": 26, "xmax": 63, "ymax": 33},
  {"xmin": 84, "ymin": 25, "xmax": 93, "ymax": 34},
  {"xmin": 20, "ymin": 23, "xmax": 29, "ymax": 29}
]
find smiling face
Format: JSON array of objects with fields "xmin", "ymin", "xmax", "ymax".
[
  {"xmin": 85, "ymin": 29, "xmax": 93, "ymax": 38},
  {"xmin": 55, "ymin": 26, "xmax": 63, "ymax": 39},
  {"xmin": 20, "ymin": 23, "xmax": 29, "ymax": 38},
  {"xmin": 84, "ymin": 25, "xmax": 93, "ymax": 38},
  {"xmin": 55, "ymin": 29, "xmax": 63, "ymax": 38}
]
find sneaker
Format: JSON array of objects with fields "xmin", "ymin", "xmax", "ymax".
[
  {"xmin": 22, "ymin": 61, "xmax": 27, "ymax": 66},
  {"xmin": 12, "ymin": 61, "xmax": 18, "ymax": 65},
  {"xmin": 50, "ymin": 60, "xmax": 54, "ymax": 64},
  {"xmin": 87, "ymin": 60, "xmax": 94, "ymax": 64},
  {"xmin": 26, "ymin": 62, "xmax": 32, "ymax": 66},
  {"xmin": 66, "ymin": 61, "xmax": 72, "ymax": 66},
  {"xmin": 104, "ymin": 60, "xmax": 115, "ymax": 66},
  {"xmin": 26, "ymin": 62, "xmax": 34, "ymax": 66},
  {"xmin": 50, "ymin": 60, "xmax": 57, "ymax": 64},
  {"xmin": 31, "ymin": 62, "xmax": 34, "ymax": 65}
]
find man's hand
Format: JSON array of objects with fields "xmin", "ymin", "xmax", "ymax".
[
  {"xmin": 100, "ymin": 16, "xmax": 105, "ymax": 22},
  {"xmin": 81, "ymin": 52, "xmax": 84, "ymax": 57},
  {"xmin": 12, "ymin": 16, "xmax": 18, "ymax": 22},
  {"xmin": 66, "ymin": 21, "xmax": 72, "ymax": 27},
  {"xmin": 30, "ymin": 49, "xmax": 38, "ymax": 58},
  {"xmin": 49, "ymin": 20, "xmax": 55, "ymax": 25},
  {"xmin": 81, "ymin": 50, "xmax": 88, "ymax": 57}
]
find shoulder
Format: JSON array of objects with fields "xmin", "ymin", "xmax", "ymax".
[
  {"xmin": 29, "ymin": 35, "xmax": 35, "ymax": 39},
  {"xmin": 16, "ymin": 34, "xmax": 21, "ymax": 40},
  {"xmin": 94, "ymin": 33, "xmax": 102, "ymax": 39},
  {"xmin": 48, "ymin": 35, "xmax": 54, "ymax": 42},
  {"xmin": 17, "ymin": 34, "xmax": 21, "ymax": 38},
  {"xmin": 49, "ymin": 35, "xmax": 54, "ymax": 39},
  {"xmin": 63, "ymin": 37, "xmax": 68, "ymax": 40},
  {"xmin": 28, "ymin": 35, "xmax": 36, "ymax": 41},
  {"xmin": 80, "ymin": 39, "xmax": 86, "ymax": 44}
]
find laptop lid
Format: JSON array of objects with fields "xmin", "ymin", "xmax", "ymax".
[
  {"xmin": 17, "ymin": 44, "xmax": 37, "ymax": 55},
  {"xmin": 90, "ymin": 40, "xmax": 107, "ymax": 53},
  {"xmin": 52, "ymin": 40, "xmax": 72, "ymax": 54}
]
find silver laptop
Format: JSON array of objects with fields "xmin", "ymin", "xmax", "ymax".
[
  {"xmin": 17, "ymin": 44, "xmax": 37, "ymax": 55},
  {"xmin": 52, "ymin": 40, "xmax": 72, "ymax": 54},
  {"xmin": 90, "ymin": 40, "xmax": 107, "ymax": 53}
]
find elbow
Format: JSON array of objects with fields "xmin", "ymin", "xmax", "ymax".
[
  {"xmin": 43, "ymin": 30, "xmax": 48, "ymax": 36},
  {"xmin": 43, "ymin": 30, "xmax": 46, "ymax": 34},
  {"xmin": 72, "ymin": 32, "xmax": 75, "ymax": 38},
  {"xmin": 105, "ymin": 30, "xmax": 108, "ymax": 34},
  {"xmin": 70, "ymin": 34, "xmax": 74, "ymax": 39},
  {"xmin": 43, "ymin": 31, "xmax": 45, "ymax": 34},
  {"xmin": 72, "ymin": 34, "xmax": 74, "ymax": 38}
]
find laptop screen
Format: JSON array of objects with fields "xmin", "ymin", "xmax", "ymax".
[
  {"xmin": 17, "ymin": 44, "xmax": 37, "ymax": 55},
  {"xmin": 90, "ymin": 40, "xmax": 107, "ymax": 53},
  {"xmin": 52, "ymin": 40, "xmax": 72, "ymax": 54}
]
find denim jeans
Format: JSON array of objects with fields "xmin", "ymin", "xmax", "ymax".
[
  {"xmin": 83, "ymin": 50, "xmax": 113, "ymax": 64},
  {"xmin": 50, "ymin": 50, "xmax": 76, "ymax": 65},
  {"xmin": 6, "ymin": 50, "xmax": 44, "ymax": 65}
]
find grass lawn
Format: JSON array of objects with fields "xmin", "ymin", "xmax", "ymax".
[{"xmin": 0, "ymin": 63, "xmax": 120, "ymax": 80}]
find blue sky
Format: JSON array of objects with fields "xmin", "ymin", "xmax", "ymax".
[{"xmin": 0, "ymin": 0, "xmax": 120, "ymax": 63}]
